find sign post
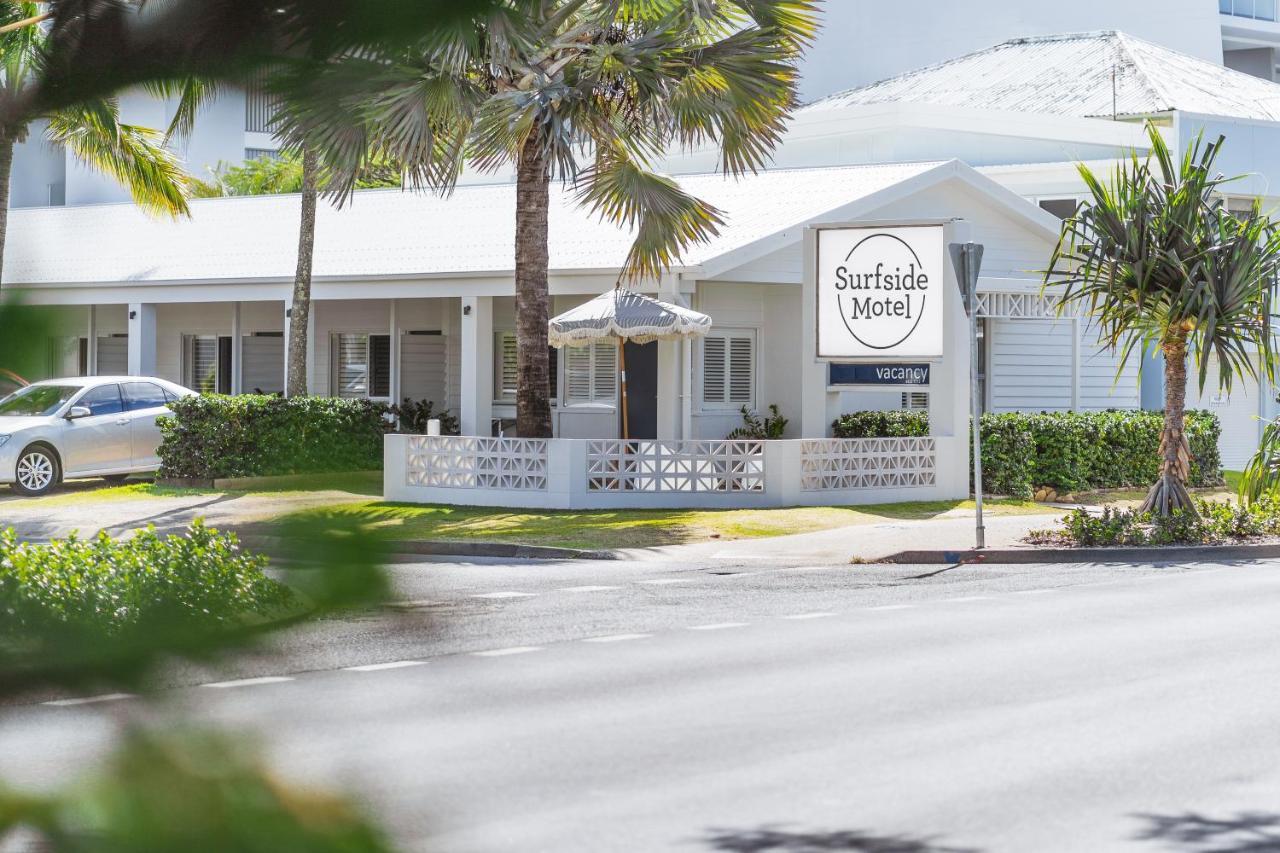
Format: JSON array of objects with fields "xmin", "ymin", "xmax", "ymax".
[{"xmin": 948, "ymin": 242, "xmax": 985, "ymax": 549}]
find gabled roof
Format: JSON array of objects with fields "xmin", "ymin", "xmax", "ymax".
[
  {"xmin": 6, "ymin": 162, "xmax": 947, "ymax": 286},
  {"xmin": 805, "ymin": 31, "xmax": 1280, "ymax": 123}
]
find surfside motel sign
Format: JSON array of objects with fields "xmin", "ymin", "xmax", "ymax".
[{"xmin": 815, "ymin": 224, "xmax": 946, "ymax": 385}]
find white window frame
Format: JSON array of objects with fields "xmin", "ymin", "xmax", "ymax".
[
  {"xmin": 331, "ymin": 332, "xmax": 391, "ymax": 400},
  {"xmin": 699, "ymin": 328, "xmax": 757, "ymax": 411}
]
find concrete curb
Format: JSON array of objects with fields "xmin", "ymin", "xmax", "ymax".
[
  {"xmin": 880, "ymin": 543, "xmax": 1280, "ymax": 564},
  {"xmin": 239, "ymin": 535, "xmax": 615, "ymax": 562}
]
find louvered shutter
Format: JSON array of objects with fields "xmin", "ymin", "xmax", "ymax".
[
  {"xmin": 728, "ymin": 335, "xmax": 753, "ymax": 404},
  {"xmin": 593, "ymin": 341, "xmax": 617, "ymax": 402},
  {"xmin": 702, "ymin": 337, "xmax": 726, "ymax": 404},
  {"xmin": 369, "ymin": 335, "xmax": 391, "ymax": 398},
  {"xmin": 494, "ymin": 333, "xmax": 518, "ymax": 400},
  {"xmin": 185, "ymin": 335, "xmax": 218, "ymax": 393},
  {"xmin": 901, "ymin": 391, "xmax": 929, "ymax": 411},
  {"xmin": 564, "ymin": 344, "xmax": 592, "ymax": 404},
  {"xmin": 334, "ymin": 334, "xmax": 368, "ymax": 398}
]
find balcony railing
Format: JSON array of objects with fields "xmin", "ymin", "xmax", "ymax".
[{"xmin": 1222, "ymin": 0, "xmax": 1278, "ymax": 22}]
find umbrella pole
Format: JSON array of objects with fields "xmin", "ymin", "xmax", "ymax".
[{"xmin": 618, "ymin": 337, "xmax": 629, "ymax": 441}]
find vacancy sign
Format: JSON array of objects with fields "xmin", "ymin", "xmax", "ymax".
[{"xmin": 816, "ymin": 225, "xmax": 946, "ymax": 359}]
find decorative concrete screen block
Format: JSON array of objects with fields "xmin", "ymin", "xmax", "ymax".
[
  {"xmin": 975, "ymin": 292, "xmax": 1062, "ymax": 319},
  {"xmin": 800, "ymin": 438, "xmax": 936, "ymax": 491},
  {"xmin": 587, "ymin": 440, "xmax": 766, "ymax": 493},
  {"xmin": 407, "ymin": 435, "xmax": 549, "ymax": 491}
]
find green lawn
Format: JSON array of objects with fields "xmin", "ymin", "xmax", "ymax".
[
  {"xmin": 18, "ymin": 471, "xmax": 382, "ymax": 506},
  {"xmin": 279, "ymin": 497, "xmax": 1052, "ymax": 551}
]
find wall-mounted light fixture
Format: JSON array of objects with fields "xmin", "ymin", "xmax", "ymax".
[
  {"xmin": 128, "ymin": 310, "xmax": 137, "ymax": 320},
  {"xmin": 285, "ymin": 308, "xmax": 292, "ymax": 318},
  {"xmin": 463, "ymin": 305, "xmax": 472, "ymax": 316}
]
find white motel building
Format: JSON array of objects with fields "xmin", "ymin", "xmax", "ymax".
[{"xmin": 10, "ymin": 27, "xmax": 1280, "ymax": 505}]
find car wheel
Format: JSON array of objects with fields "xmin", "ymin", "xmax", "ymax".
[{"xmin": 13, "ymin": 445, "xmax": 60, "ymax": 497}]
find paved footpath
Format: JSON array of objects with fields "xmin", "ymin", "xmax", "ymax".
[{"xmin": 4, "ymin": 555, "xmax": 1278, "ymax": 852}]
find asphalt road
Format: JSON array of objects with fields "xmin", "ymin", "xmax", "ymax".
[{"xmin": 4, "ymin": 556, "xmax": 1280, "ymax": 852}]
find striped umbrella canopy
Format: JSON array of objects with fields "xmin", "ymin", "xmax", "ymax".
[
  {"xmin": 548, "ymin": 290, "xmax": 711, "ymax": 440},
  {"xmin": 548, "ymin": 289, "xmax": 711, "ymax": 348}
]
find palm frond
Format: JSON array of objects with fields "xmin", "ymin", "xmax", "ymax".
[
  {"xmin": 576, "ymin": 148, "xmax": 723, "ymax": 281},
  {"xmin": 45, "ymin": 100, "xmax": 191, "ymax": 216}
]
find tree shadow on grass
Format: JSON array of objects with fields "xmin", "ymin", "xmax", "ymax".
[
  {"xmin": 700, "ymin": 825, "xmax": 981, "ymax": 853},
  {"xmin": 1133, "ymin": 811, "xmax": 1280, "ymax": 852}
]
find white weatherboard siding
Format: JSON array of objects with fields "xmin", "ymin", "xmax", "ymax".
[
  {"xmin": 1186, "ymin": 357, "xmax": 1272, "ymax": 470},
  {"xmin": 988, "ymin": 319, "xmax": 1074, "ymax": 412},
  {"xmin": 988, "ymin": 320, "xmax": 1140, "ymax": 412}
]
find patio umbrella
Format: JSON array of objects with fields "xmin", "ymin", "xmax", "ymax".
[{"xmin": 549, "ymin": 289, "xmax": 712, "ymax": 439}]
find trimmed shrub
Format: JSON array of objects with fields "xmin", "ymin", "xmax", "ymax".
[
  {"xmin": 0, "ymin": 522, "xmax": 292, "ymax": 638},
  {"xmin": 832, "ymin": 408, "xmax": 1223, "ymax": 497},
  {"xmin": 158, "ymin": 394, "xmax": 391, "ymax": 479},
  {"xmin": 831, "ymin": 410, "xmax": 929, "ymax": 438}
]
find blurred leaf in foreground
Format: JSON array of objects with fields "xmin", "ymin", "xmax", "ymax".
[{"xmin": 1, "ymin": 726, "xmax": 397, "ymax": 852}]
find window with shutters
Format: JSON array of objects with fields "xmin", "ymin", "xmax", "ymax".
[
  {"xmin": 332, "ymin": 333, "xmax": 391, "ymax": 399},
  {"xmin": 183, "ymin": 335, "xmax": 219, "ymax": 394},
  {"xmin": 562, "ymin": 339, "xmax": 617, "ymax": 406},
  {"xmin": 495, "ymin": 332, "xmax": 561, "ymax": 403},
  {"xmin": 701, "ymin": 329, "xmax": 755, "ymax": 409},
  {"xmin": 494, "ymin": 332, "xmax": 519, "ymax": 402}
]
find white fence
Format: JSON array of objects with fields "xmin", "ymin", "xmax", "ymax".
[{"xmin": 386, "ymin": 434, "xmax": 965, "ymax": 509}]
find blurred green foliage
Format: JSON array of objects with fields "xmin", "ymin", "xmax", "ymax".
[{"xmin": 1, "ymin": 726, "xmax": 396, "ymax": 852}]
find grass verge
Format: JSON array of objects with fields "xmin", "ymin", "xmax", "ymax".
[{"xmin": 278, "ymin": 498, "xmax": 1052, "ymax": 551}]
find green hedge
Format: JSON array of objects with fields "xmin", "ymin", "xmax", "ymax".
[
  {"xmin": 0, "ymin": 522, "xmax": 291, "ymax": 638},
  {"xmin": 832, "ymin": 409, "xmax": 1223, "ymax": 498},
  {"xmin": 158, "ymin": 395, "xmax": 391, "ymax": 479}
]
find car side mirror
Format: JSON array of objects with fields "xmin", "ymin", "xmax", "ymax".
[{"xmin": 65, "ymin": 405, "xmax": 91, "ymax": 420}]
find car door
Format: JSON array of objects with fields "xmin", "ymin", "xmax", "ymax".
[
  {"xmin": 121, "ymin": 381, "xmax": 171, "ymax": 469},
  {"xmin": 60, "ymin": 384, "xmax": 131, "ymax": 474}
]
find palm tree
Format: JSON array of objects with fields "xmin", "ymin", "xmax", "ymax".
[
  {"xmin": 1046, "ymin": 123, "xmax": 1280, "ymax": 515},
  {"xmin": 0, "ymin": 2, "xmax": 190, "ymax": 290},
  {"xmin": 274, "ymin": 1, "xmax": 817, "ymax": 437}
]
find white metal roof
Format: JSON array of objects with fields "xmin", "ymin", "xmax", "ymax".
[
  {"xmin": 4, "ymin": 162, "xmax": 945, "ymax": 286},
  {"xmin": 805, "ymin": 31, "xmax": 1280, "ymax": 123}
]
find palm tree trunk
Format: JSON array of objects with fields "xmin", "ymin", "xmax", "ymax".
[
  {"xmin": 286, "ymin": 145, "xmax": 318, "ymax": 397},
  {"xmin": 513, "ymin": 133, "xmax": 552, "ymax": 438},
  {"xmin": 1140, "ymin": 331, "xmax": 1196, "ymax": 516},
  {"xmin": 0, "ymin": 129, "xmax": 16, "ymax": 296}
]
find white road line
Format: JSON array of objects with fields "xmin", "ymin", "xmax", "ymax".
[
  {"xmin": 638, "ymin": 578, "xmax": 694, "ymax": 585},
  {"xmin": 687, "ymin": 622, "xmax": 749, "ymax": 631},
  {"xmin": 472, "ymin": 646, "xmax": 543, "ymax": 657},
  {"xmin": 201, "ymin": 676, "xmax": 295, "ymax": 689},
  {"xmin": 343, "ymin": 660, "xmax": 426, "ymax": 672},
  {"xmin": 560, "ymin": 585, "xmax": 621, "ymax": 593},
  {"xmin": 1013, "ymin": 588, "xmax": 1058, "ymax": 595},
  {"xmin": 43, "ymin": 693, "xmax": 136, "ymax": 707},
  {"xmin": 471, "ymin": 591, "xmax": 538, "ymax": 599},
  {"xmin": 944, "ymin": 596, "xmax": 994, "ymax": 603},
  {"xmin": 782, "ymin": 612, "xmax": 837, "ymax": 620},
  {"xmin": 866, "ymin": 604, "xmax": 915, "ymax": 611},
  {"xmin": 583, "ymin": 633, "xmax": 652, "ymax": 643}
]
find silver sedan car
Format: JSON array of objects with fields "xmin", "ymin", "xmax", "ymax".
[{"xmin": 0, "ymin": 377, "xmax": 196, "ymax": 496}]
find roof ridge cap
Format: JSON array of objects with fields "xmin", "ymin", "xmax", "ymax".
[{"xmin": 1111, "ymin": 32, "xmax": 1177, "ymax": 114}]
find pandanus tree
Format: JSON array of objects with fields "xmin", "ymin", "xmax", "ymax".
[
  {"xmin": 274, "ymin": 0, "xmax": 818, "ymax": 437},
  {"xmin": 0, "ymin": 2, "xmax": 191, "ymax": 290},
  {"xmin": 1047, "ymin": 123, "xmax": 1280, "ymax": 515}
]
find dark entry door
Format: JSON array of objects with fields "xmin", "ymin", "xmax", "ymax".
[{"xmin": 623, "ymin": 340, "xmax": 658, "ymax": 440}]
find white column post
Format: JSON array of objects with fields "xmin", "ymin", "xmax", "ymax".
[
  {"xmin": 933, "ymin": 219, "xmax": 973, "ymax": 500},
  {"xmin": 389, "ymin": 299, "xmax": 402, "ymax": 404},
  {"xmin": 126, "ymin": 302, "xmax": 156, "ymax": 376},
  {"xmin": 86, "ymin": 305, "xmax": 97, "ymax": 375},
  {"xmin": 230, "ymin": 302, "xmax": 243, "ymax": 394},
  {"xmin": 656, "ymin": 274, "xmax": 682, "ymax": 440},
  {"xmin": 305, "ymin": 303, "xmax": 316, "ymax": 394},
  {"xmin": 460, "ymin": 296, "xmax": 494, "ymax": 436},
  {"xmin": 681, "ymin": 337, "xmax": 694, "ymax": 440},
  {"xmin": 282, "ymin": 299, "xmax": 292, "ymax": 395},
  {"xmin": 1070, "ymin": 316, "xmax": 1081, "ymax": 412},
  {"xmin": 800, "ymin": 228, "xmax": 832, "ymax": 437}
]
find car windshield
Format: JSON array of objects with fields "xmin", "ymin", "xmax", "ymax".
[{"xmin": 0, "ymin": 384, "xmax": 81, "ymax": 417}]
